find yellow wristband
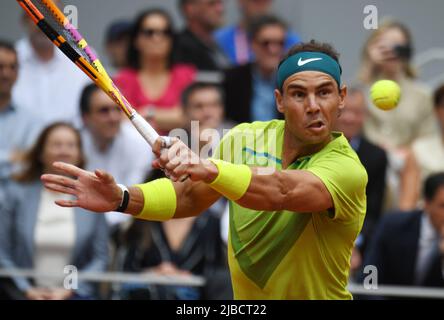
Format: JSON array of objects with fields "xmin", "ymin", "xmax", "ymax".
[
  {"xmin": 208, "ymin": 159, "xmax": 252, "ymax": 201},
  {"xmin": 134, "ymin": 178, "xmax": 177, "ymax": 221}
]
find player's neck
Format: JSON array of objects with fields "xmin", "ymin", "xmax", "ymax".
[{"xmin": 282, "ymin": 129, "xmax": 332, "ymax": 169}]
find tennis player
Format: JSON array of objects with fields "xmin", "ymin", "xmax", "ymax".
[{"xmin": 41, "ymin": 40, "xmax": 368, "ymax": 299}]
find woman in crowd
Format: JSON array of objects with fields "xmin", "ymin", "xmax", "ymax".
[
  {"xmin": 358, "ymin": 19, "xmax": 437, "ymax": 209},
  {"xmin": 0, "ymin": 123, "xmax": 108, "ymax": 300},
  {"xmin": 114, "ymin": 9, "xmax": 196, "ymax": 135}
]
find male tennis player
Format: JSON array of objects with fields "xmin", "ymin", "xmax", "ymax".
[{"xmin": 41, "ymin": 40, "xmax": 367, "ymax": 299}]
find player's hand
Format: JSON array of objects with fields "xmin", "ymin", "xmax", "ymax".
[
  {"xmin": 41, "ymin": 162, "xmax": 122, "ymax": 212},
  {"xmin": 152, "ymin": 137, "xmax": 218, "ymax": 183}
]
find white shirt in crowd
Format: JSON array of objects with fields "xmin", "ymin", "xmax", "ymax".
[
  {"xmin": 415, "ymin": 213, "xmax": 444, "ymax": 284},
  {"xmin": 81, "ymin": 121, "xmax": 154, "ymax": 226},
  {"xmin": 34, "ymin": 189, "xmax": 75, "ymax": 289},
  {"xmin": 13, "ymin": 37, "xmax": 89, "ymax": 127}
]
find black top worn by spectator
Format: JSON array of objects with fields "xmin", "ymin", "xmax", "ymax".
[
  {"xmin": 361, "ymin": 211, "xmax": 444, "ymax": 289},
  {"xmin": 355, "ymin": 136, "xmax": 388, "ymax": 257},
  {"xmin": 120, "ymin": 209, "xmax": 231, "ymax": 300},
  {"xmin": 176, "ymin": 29, "xmax": 229, "ymax": 72},
  {"xmin": 223, "ymin": 63, "xmax": 283, "ymax": 123}
]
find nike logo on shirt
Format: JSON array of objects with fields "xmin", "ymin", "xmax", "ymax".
[{"xmin": 297, "ymin": 57, "xmax": 323, "ymax": 66}]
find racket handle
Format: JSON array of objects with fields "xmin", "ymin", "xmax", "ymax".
[
  {"xmin": 130, "ymin": 112, "xmax": 160, "ymax": 147},
  {"xmin": 130, "ymin": 112, "xmax": 174, "ymax": 148}
]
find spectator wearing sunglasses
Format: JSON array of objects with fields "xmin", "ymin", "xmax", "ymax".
[
  {"xmin": 114, "ymin": 9, "xmax": 196, "ymax": 135},
  {"xmin": 215, "ymin": 0, "xmax": 300, "ymax": 66},
  {"xmin": 223, "ymin": 15, "xmax": 287, "ymax": 123}
]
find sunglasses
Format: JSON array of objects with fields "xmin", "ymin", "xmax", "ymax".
[
  {"xmin": 256, "ymin": 39, "xmax": 285, "ymax": 49},
  {"xmin": 95, "ymin": 106, "xmax": 122, "ymax": 115},
  {"xmin": 140, "ymin": 28, "xmax": 173, "ymax": 38}
]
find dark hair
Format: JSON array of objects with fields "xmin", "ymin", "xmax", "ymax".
[
  {"xmin": 0, "ymin": 40, "xmax": 17, "ymax": 55},
  {"xmin": 424, "ymin": 173, "xmax": 444, "ymax": 201},
  {"xmin": 247, "ymin": 15, "xmax": 287, "ymax": 40},
  {"xmin": 282, "ymin": 40, "xmax": 340, "ymax": 65},
  {"xmin": 14, "ymin": 122, "xmax": 85, "ymax": 183},
  {"xmin": 433, "ymin": 84, "xmax": 444, "ymax": 108},
  {"xmin": 181, "ymin": 81, "xmax": 224, "ymax": 107},
  {"xmin": 127, "ymin": 9, "xmax": 176, "ymax": 70},
  {"xmin": 79, "ymin": 83, "xmax": 100, "ymax": 116},
  {"xmin": 105, "ymin": 20, "xmax": 132, "ymax": 43}
]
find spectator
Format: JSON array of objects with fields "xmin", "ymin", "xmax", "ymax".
[
  {"xmin": 12, "ymin": 0, "xmax": 89, "ymax": 127},
  {"xmin": 358, "ymin": 19, "xmax": 437, "ymax": 209},
  {"xmin": 361, "ymin": 173, "xmax": 444, "ymax": 290},
  {"xmin": 223, "ymin": 15, "xmax": 287, "ymax": 123},
  {"xmin": 0, "ymin": 40, "xmax": 42, "ymax": 180},
  {"xmin": 0, "ymin": 123, "xmax": 108, "ymax": 300},
  {"xmin": 400, "ymin": 84, "xmax": 444, "ymax": 210},
  {"xmin": 115, "ymin": 84, "xmax": 234, "ymax": 300},
  {"xmin": 179, "ymin": 81, "xmax": 235, "ymax": 149},
  {"xmin": 334, "ymin": 86, "xmax": 388, "ymax": 274},
  {"xmin": 114, "ymin": 9, "xmax": 196, "ymax": 134},
  {"xmin": 176, "ymin": 0, "xmax": 230, "ymax": 73},
  {"xmin": 79, "ymin": 84, "xmax": 153, "ymax": 227},
  {"xmin": 104, "ymin": 20, "xmax": 132, "ymax": 74},
  {"xmin": 215, "ymin": 0, "xmax": 300, "ymax": 66},
  {"xmin": 360, "ymin": 20, "xmax": 437, "ymax": 150}
]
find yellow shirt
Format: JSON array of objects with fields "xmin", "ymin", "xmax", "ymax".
[{"xmin": 214, "ymin": 120, "xmax": 368, "ymax": 299}]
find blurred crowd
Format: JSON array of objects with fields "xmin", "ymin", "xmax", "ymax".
[{"xmin": 0, "ymin": 0, "xmax": 443, "ymax": 300}]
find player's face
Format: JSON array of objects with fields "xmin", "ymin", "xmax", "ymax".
[
  {"xmin": 84, "ymin": 90, "xmax": 122, "ymax": 141},
  {"xmin": 186, "ymin": 88, "xmax": 224, "ymax": 131},
  {"xmin": 425, "ymin": 186, "xmax": 444, "ymax": 235},
  {"xmin": 0, "ymin": 49, "xmax": 18, "ymax": 96},
  {"xmin": 334, "ymin": 91, "xmax": 367, "ymax": 140},
  {"xmin": 275, "ymin": 71, "xmax": 346, "ymax": 145},
  {"xmin": 41, "ymin": 126, "xmax": 82, "ymax": 173}
]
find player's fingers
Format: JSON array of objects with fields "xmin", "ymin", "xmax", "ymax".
[
  {"xmin": 43, "ymin": 183, "xmax": 77, "ymax": 196},
  {"xmin": 41, "ymin": 174, "xmax": 77, "ymax": 189},
  {"xmin": 152, "ymin": 159, "xmax": 162, "ymax": 170},
  {"xmin": 153, "ymin": 137, "xmax": 165, "ymax": 157},
  {"xmin": 95, "ymin": 169, "xmax": 114, "ymax": 184},
  {"xmin": 52, "ymin": 162, "xmax": 85, "ymax": 177},
  {"xmin": 55, "ymin": 199, "xmax": 79, "ymax": 208}
]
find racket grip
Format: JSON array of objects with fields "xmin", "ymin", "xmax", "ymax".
[{"xmin": 130, "ymin": 113, "xmax": 160, "ymax": 147}]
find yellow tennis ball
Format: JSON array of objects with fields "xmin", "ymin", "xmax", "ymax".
[{"xmin": 370, "ymin": 80, "xmax": 401, "ymax": 111}]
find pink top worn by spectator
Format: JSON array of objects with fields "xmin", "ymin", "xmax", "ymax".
[{"xmin": 114, "ymin": 64, "xmax": 196, "ymax": 111}]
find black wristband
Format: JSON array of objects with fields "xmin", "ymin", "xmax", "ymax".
[{"xmin": 115, "ymin": 184, "xmax": 130, "ymax": 212}]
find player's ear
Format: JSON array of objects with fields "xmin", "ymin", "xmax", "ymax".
[
  {"xmin": 275, "ymin": 89, "xmax": 285, "ymax": 114},
  {"xmin": 338, "ymin": 85, "xmax": 347, "ymax": 113}
]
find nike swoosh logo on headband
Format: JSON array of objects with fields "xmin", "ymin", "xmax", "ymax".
[{"xmin": 297, "ymin": 57, "xmax": 323, "ymax": 66}]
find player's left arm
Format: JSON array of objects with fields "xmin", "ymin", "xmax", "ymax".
[{"xmin": 235, "ymin": 168, "xmax": 333, "ymax": 213}]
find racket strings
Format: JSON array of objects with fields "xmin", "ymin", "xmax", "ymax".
[{"xmin": 32, "ymin": 0, "xmax": 95, "ymax": 67}]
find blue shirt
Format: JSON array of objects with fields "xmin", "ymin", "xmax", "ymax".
[
  {"xmin": 251, "ymin": 69, "xmax": 278, "ymax": 122},
  {"xmin": 0, "ymin": 103, "xmax": 42, "ymax": 179},
  {"xmin": 214, "ymin": 26, "xmax": 301, "ymax": 66}
]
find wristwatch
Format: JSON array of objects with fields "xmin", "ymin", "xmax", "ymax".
[{"xmin": 115, "ymin": 184, "xmax": 130, "ymax": 212}]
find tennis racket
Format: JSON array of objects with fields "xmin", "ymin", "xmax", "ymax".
[{"xmin": 16, "ymin": 0, "xmax": 169, "ymax": 148}]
